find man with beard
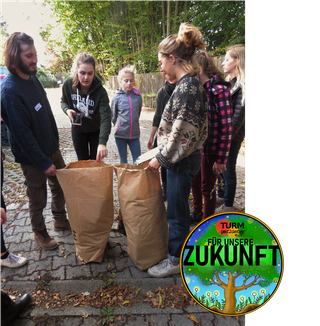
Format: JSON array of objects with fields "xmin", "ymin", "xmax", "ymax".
[{"xmin": 1, "ymin": 33, "xmax": 70, "ymax": 251}]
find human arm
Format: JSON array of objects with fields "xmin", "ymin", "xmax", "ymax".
[
  {"xmin": 96, "ymin": 90, "xmax": 111, "ymax": 162},
  {"xmin": 148, "ymin": 126, "xmax": 158, "ymax": 149},
  {"xmin": 110, "ymin": 96, "xmax": 118, "ymax": 126},
  {"xmin": 148, "ymin": 157, "xmax": 161, "ymax": 170},
  {"xmin": 1, "ymin": 207, "xmax": 6, "ymax": 225},
  {"xmin": 213, "ymin": 86, "xmax": 233, "ymax": 164},
  {"xmin": 231, "ymin": 87, "xmax": 245, "ymax": 140},
  {"xmin": 213, "ymin": 162, "xmax": 226, "ymax": 174}
]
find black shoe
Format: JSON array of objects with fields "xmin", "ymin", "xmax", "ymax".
[
  {"xmin": 190, "ymin": 212, "xmax": 203, "ymax": 224},
  {"xmin": 2, "ymin": 293, "xmax": 32, "ymax": 326}
]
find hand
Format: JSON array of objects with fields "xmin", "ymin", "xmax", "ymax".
[
  {"xmin": 96, "ymin": 144, "xmax": 108, "ymax": 162},
  {"xmin": 147, "ymin": 138, "xmax": 154, "ymax": 150},
  {"xmin": 1, "ymin": 150, "xmax": 5, "ymax": 161},
  {"xmin": 213, "ymin": 162, "xmax": 226, "ymax": 174},
  {"xmin": 66, "ymin": 109, "xmax": 77, "ymax": 122},
  {"xmin": 44, "ymin": 164, "xmax": 56, "ymax": 176},
  {"xmin": 1, "ymin": 207, "xmax": 7, "ymax": 225},
  {"xmin": 148, "ymin": 157, "xmax": 161, "ymax": 170}
]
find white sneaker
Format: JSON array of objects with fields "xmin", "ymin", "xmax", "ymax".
[
  {"xmin": 147, "ymin": 258, "xmax": 180, "ymax": 278},
  {"xmin": 215, "ymin": 204, "xmax": 235, "ymax": 213},
  {"xmin": 0, "ymin": 253, "xmax": 28, "ymax": 268}
]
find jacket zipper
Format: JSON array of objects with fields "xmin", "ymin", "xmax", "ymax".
[{"xmin": 128, "ymin": 93, "xmax": 132, "ymax": 139}]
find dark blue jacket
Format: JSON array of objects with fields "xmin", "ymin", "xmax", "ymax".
[{"xmin": 1, "ymin": 73, "xmax": 59, "ymax": 171}]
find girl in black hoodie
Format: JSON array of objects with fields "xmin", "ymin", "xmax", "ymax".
[{"xmin": 61, "ymin": 53, "xmax": 111, "ymax": 162}]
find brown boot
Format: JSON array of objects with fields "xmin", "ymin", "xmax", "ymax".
[
  {"xmin": 34, "ymin": 228, "xmax": 58, "ymax": 250},
  {"xmin": 54, "ymin": 219, "xmax": 71, "ymax": 231}
]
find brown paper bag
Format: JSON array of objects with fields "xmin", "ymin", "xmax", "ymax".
[
  {"xmin": 56, "ymin": 160, "xmax": 114, "ymax": 263},
  {"xmin": 114, "ymin": 161, "xmax": 168, "ymax": 270}
]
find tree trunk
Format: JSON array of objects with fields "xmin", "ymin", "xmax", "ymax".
[
  {"xmin": 222, "ymin": 272, "xmax": 237, "ymax": 314},
  {"xmin": 173, "ymin": 0, "xmax": 179, "ymax": 32},
  {"xmin": 162, "ymin": 1, "xmax": 165, "ymax": 37},
  {"xmin": 167, "ymin": 0, "xmax": 171, "ymax": 36}
]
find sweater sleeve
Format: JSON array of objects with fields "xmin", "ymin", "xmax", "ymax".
[
  {"xmin": 61, "ymin": 78, "xmax": 72, "ymax": 114},
  {"xmin": 153, "ymin": 88, "xmax": 165, "ymax": 127},
  {"xmin": 110, "ymin": 95, "xmax": 118, "ymax": 126},
  {"xmin": 232, "ymin": 87, "xmax": 245, "ymax": 140},
  {"xmin": 98, "ymin": 90, "xmax": 112, "ymax": 145},
  {"xmin": 214, "ymin": 88, "xmax": 233, "ymax": 164}
]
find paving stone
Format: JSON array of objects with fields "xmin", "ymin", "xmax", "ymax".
[
  {"xmin": 7, "ymin": 240, "xmax": 32, "ymax": 253},
  {"xmin": 130, "ymin": 266, "xmax": 151, "ymax": 278},
  {"xmin": 213, "ymin": 315, "xmax": 245, "ymax": 326},
  {"xmin": 198, "ymin": 312, "xmax": 215, "ymax": 326},
  {"xmin": 169, "ymin": 313, "xmax": 195, "ymax": 326},
  {"xmin": 91, "ymin": 260, "xmax": 115, "ymax": 277},
  {"xmin": 6, "ymin": 203, "xmax": 20, "ymax": 210},
  {"xmin": 146, "ymin": 314, "xmax": 170, "ymax": 326},
  {"xmin": 21, "ymin": 203, "xmax": 29, "ymax": 210},
  {"xmin": 12, "ymin": 271, "xmax": 39, "ymax": 282},
  {"xmin": 43, "ymin": 266, "xmax": 65, "ymax": 280},
  {"xmin": 27, "ymin": 258, "xmax": 52, "ymax": 274},
  {"xmin": 110, "ymin": 268, "xmax": 132, "ymax": 280},
  {"xmin": 66, "ymin": 264, "xmax": 92, "ymax": 280}
]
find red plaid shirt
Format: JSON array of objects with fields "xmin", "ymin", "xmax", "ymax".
[{"xmin": 203, "ymin": 75, "xmax": 233, "ymax": 164}]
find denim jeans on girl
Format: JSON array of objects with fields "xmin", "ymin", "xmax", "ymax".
[
  {"xmin": 166, "ymin": 149, "xmax": 201, "ymax": 263},
  {"xmin": 218, "ymin": 140, "xmax": 242, "ymax": 207},
  {"xmin": 115, "ymin": 138, "xmax": 141, "ymax": 164}
]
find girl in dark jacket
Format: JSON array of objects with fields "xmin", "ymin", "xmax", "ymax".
[
  {"xmin": 148, "ymin": 71, "xmax": 177, "ymax": 200},
  {"xmin": 61, "ymin": 52, "xmax": 111, "ymax": 162},
  {"xmin": 216, "ymin": 44, "xmax": 245, "ymax": 212}
]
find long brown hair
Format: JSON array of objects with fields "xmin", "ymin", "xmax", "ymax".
[
  {"xmin": 195, "ymin": 51, "xmax": 224, "ymax": 79},
  {"xmin": 4, "ymin": 32, "xmax": 34, "ymax": 75},
  {"xmin": 72, "ymin": 52, "xmax": 96, "ymax": 91},
  {"xmin": 158, "ymin": 23, "xmax": 206, "ymax": 76}
]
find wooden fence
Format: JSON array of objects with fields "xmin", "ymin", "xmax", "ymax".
[{"xmin": 105, "ymin": 55, "xmax": 225, "ymax": 108}]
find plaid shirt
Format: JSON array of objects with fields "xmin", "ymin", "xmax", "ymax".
[{"xmin": 203, "ymin": 75, "xmax": 233, "ymax": 164}]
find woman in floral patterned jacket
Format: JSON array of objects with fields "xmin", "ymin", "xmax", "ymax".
[{"xmin": 148, "ymin": 23, "xmax": 208, "ymax": 278}]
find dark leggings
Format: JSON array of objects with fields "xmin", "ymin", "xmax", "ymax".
[
  {"xmin": 71, "ymin": 126, "xmax": 100, "ymax": 161},
  {"xmin": 1, "ymin": 159, "xmax": 7, "ymax": 254}
]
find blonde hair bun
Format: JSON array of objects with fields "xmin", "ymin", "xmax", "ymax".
[{"xmin": 177, "ymin": 23, "xmax": 206, "ymax": 50}]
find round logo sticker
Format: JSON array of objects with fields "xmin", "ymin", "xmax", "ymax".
[{"xmin": 180, "ymin": 212, "xmax": 283, "ymax": 316}]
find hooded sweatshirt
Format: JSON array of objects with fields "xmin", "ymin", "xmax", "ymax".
[
  {"xmin": 61, "ymin": 76, "xmax": 111, "ymax": 145},
  {"xmin": 111, "ymin": 88, "xmax": 142, "ymax": 140}
]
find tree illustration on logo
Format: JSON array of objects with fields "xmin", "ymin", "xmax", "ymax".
[{"xmin": 183, "ymin": 216, "xmax": 282, "ymax": 314}]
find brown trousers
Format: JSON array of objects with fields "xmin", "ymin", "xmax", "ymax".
[{"xmin": 21, "ymin": 150, "xmax": 66, "ymax": 232}]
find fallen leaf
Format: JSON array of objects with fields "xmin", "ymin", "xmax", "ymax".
[
  {"xmin": 187, "ymin": 314, "xmax": 199, "ymax": 323},
  {"xmin": 122, "ymin": 300, "xmax": 130, "ymax": 305}
]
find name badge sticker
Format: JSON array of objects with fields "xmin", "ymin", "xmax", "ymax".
[{"xmin": 34, "ymin": 103, "xmax": 42, "ymax": 111}]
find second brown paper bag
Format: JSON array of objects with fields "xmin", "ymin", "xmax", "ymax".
[{"xmin": 114, "ymin": 161, "xmax": 168, "ymax": 270}]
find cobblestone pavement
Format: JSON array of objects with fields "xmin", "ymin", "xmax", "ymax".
[{"xmin": 1, "ymin": 107, "xmax": 245, "ymax": 326}]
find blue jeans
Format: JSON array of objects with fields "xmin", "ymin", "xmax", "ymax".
[
  {"xmin": 218, "ymin": 140, "xmax": 242, "ymax": 207},
  {"xmin": 167, "ymin": 150, "xmax": 201, "ymax": 263},
  {"xmin": 115, "ymin": 138, "xmax": 141, "ymax": 164}
]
